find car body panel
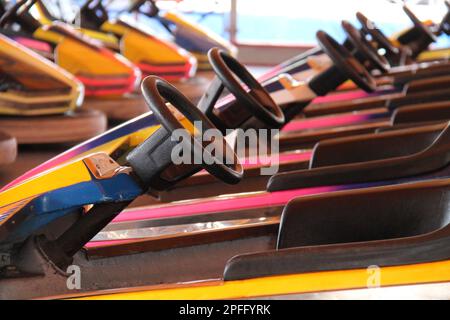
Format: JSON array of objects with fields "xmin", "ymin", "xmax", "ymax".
[{"xmin": 0, "ymin": 33, "xmax": 82, "ymax": 115}]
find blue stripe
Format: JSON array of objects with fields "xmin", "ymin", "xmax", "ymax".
[{"xmin": 1, "ymin": 173, "xmax": 143, "ymax": 246}]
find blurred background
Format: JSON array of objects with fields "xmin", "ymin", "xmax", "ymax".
[{"xmin": 36, "ymin": 0, "xmax": 450, "ymax": 63}]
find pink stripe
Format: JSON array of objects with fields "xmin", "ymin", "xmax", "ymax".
[
  {"xmin": 311, "ymin": 90, "xmax": 372, "ymax": 104},
  {"xmin": 111, "ymin": 185, "xmax": 335, "ymax": 223},
  {"xmin": 282, "ymin": 114, "xmax": 371, "ymax": 132},
  {"xmin": 178, "ymin": 150, "xmax": 312, "ymax": 178},
  {"xmin": 84, "ymin": 87, "xmax": 134, "ymax": 96},
  {"xmin": 77, "ymin": 74, "xmax": 137, "ymax": 96},
  {"xmin": 243, "ymin": 150, "xmax": 311, "ymax": 167},
  {"xmin": 87, "ymin": 185, "xmax": 336, "ymax": 247},
  {"xmin": 14, "ymin": 37, "xmax": 52, "ymax": 53}
]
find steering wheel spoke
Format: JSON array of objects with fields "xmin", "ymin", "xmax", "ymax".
[{"xmin": 197, "ymin": 76, "xmax": 226, "ymax": 127}]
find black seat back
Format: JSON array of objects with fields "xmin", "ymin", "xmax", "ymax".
[
  {"xmin": 392, "ymin": 101, "xmax": 450, "ymax": 125},
  {"xmin": 310, "ymin": 124, "xmax": 443, "ymax": 168},
  {"xmin": 268, "ymin": 122, "xmax": 450, "ymax": 191},
  {"xmin": 277, "ymin": 182, "xmax": 450, "ymax": 249},
  {"xmin": 224, "ymin": 180, "xmax": 450, "ymax": 281}
]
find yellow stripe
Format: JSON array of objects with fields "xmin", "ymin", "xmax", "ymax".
[
  {"xmin": 79, "ymin": 259, "xmax": 450, "ymax": 300},
  {"xmin": 82, "ymin": 119, "xmax": 192, "ymax": 160},
  {"xmin": 418, "ymin": 49, "xmax": 450, "ymax": 61},
  {"xmin": 0, "ymin": 92, "xmax": 74, "ymax": 104},
  {"xmin": 337, "ymin": 80, "xmax": 357, "ymax": 91},
  {"xmin": 33, "ymin": 27, "xmax": 65, "ymax": 44},
  {"xmin": 128, "ymin": 126, "xmax": 160, "ymax": 147},
  {"xmin": 0, "ymin": 33, "xmax": 81, "ymax": 113},
  {"xmin": 0, "ymin": 117, "xmax": 196, "ymax": 225},
  {"xmin": 164, "ymin": 12, "xmax": 234, "ymax": 53},
  {"xmin": 0, "ymin": 105, "xmax": 71, "ymax": 116},
  {"xmin": 121, "ymin": 31, "xmax": 188, "ymax": 65},
  {"xmin": 0, "ymin": 160, "xmax": 91, "ymax": 209},
  {"xmin": 55, "ymin": 38, "xmax": 133, "ymax": 76},
  {"xmin": 79, "ymin": 28, "xmax": 119, "ymax": 45},
  {"xmin": 0, "ymin": 123, "xmax": 162, "ymax": 213},
  {"xmin": 33, "ymin": 2, "xmax": 53, "ymax": 25},
  {"xmin": 33, "ymin": 27, "xmax": 135, "ymax": 76},
  {"xmin": 100, "ymin": 21, "xmax": 129, "ymax": 36},
  {"xmin": 60, "ymin": 126, "xmax": 161, "ymax": 167},
  {"xmin": 0, "ymin": 196, "xmax": 37, "ymax": 226}
]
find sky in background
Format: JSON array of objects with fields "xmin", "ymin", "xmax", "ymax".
[{"xmin": 45, "ymin": 0, "xmax": 450, "ymax": 47}]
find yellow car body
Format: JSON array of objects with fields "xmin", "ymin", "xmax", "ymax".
[
  {"xmin": 0, "ymin": 33, "xmax": 83, "ymax": 115},
  {"xmin": 391, "ymin": 20, "xmax": 450, "ymax": 61},
  {"xmin": 159, "ymin": 11, "xmax": 237, "ymax": 70},
  {"xmin": 31, "ymin": 23, "xmax": 141, "ymax": 96},
  {"xmin": 34, "ymin": 1, "xmax": 197, "ymax": 81},
  {"xmin": 79, "ymin": 259, "xmax": 450, "ymax": 300},
  {"xmin": 96, "ymin": 19, "xmax": 197, "ymax": 80},
  {"xmin": 3, "ymin": 1, "xmax": 140, "ymax": 97}
]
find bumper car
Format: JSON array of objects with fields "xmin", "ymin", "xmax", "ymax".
[
  {"xmin": 393, "ymin": 4, "xmax": 450, "ymax": 62},
  {"xmin": 3, "ymin": 28, "xmax": 449, "ymax": 192},
  {"xmin": 65, "ymin": 68, "xmax": 450, "ymax": 299},
  {"xmin": 34, "ymin": 0, "xmax": 197, "ymax": 82},
  {"xmin": 127, "ymin": 0, "xmax": 237, "ymax": 71},
  {"xmin": 124, "ymin": 32, "xmax": 450, "ymax": 202},
  {"xmin": 80, "ymin": 174, "xmax": 450, "ymax": 300},
  {"xmin": 355, "ymin": 6, "xmax": 447, "ymax": 66},
  {"xmin": 266, "ymin": 23, "xmax": 450, "ymax": 125},
  {"xmin": 0, "ymin": 0, "xmax": 148, "ymax": 121},
  {"xmin": 0, "ymin": 0, "xmax": 140, "ymax": 97},
  {"xmin": 0, "ymin": 75, "xmax": 244, "ymax": 299},
  {"xmin": 211, "ymin": 29, "xmax": 450, "ymax": 146},
  {"xmin": 197, "ymin": 7, "xmax": 449, "ymax": 125},
  {"xmin": 247, "ymin": 31, "xmax": 450, "ymax": 130},
  {"xmin": 73, "ymin": 0, "xmax": 212, "ymax": 103},
  {"xmin": 0, "ymin": 32, "xmax": 106, "ymax": 144},
  {"xmin": 262, "ymin": 4, "xmax": 450, "ymax": 90},
  {"xmin": 1, "ymin": 71, "xmax": 450, "ymax": 299}
]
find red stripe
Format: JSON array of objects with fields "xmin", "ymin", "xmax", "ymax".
[
  {"xmin": 77, "ymin": 75, "xmax": 136, "ymax": 86},
  {"xmin": 137, "ymin": 62, "xmax": 190, "ymax": 73},
  {"xmin": 77, "ymin": 73, "xmax": 138, "ymax": 96},
  {"xmin": 84, "ymin": 88, "xmax": 134, "ymax": 96}
]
